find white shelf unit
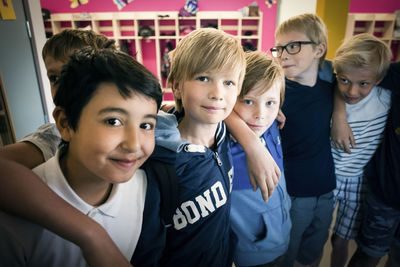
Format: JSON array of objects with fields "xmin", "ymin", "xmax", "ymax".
[
  {"xmin": 44, "ymin": 11, "xmax": 263, "ymax": 97},
  {"xmin": 345, "ymin": 13, "xmax": 400, "ymax": 62}
]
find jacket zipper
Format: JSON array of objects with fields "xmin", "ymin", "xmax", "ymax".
[{"xmin": 214, "ymin": 151, "xmax": 222, "ymax": 166}]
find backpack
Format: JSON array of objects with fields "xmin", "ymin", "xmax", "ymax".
[{"xmin": 145, "ymin": 158, "xmax": 179, "ymax": 227}]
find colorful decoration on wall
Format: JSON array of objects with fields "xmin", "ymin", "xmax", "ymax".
[
  {"xmin": 0, "ymin": 0, "xmax": 16, "ymax": 20},
  {"xmin": 265, "ymin": 0, "xmax": 277, "ymax": 8},
  {"xmin": 70, "ymin": 0, "xmax": 89, "ymax": 9},
  {"xmin": 179, "ymin": 0, "xmax": 198, "ymax": 17},
  {"xmin": 113, "ymin": 0, "xmax": 134, "ymax": 10}
]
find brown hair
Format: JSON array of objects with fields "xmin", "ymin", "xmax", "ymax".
[
  {"xmin": 240, "ymin": 51, "xmax": 285, "ymax": 107},
  {"xmin": 42, "ymin": 29, "xmax": 116, "ymax": 62}
]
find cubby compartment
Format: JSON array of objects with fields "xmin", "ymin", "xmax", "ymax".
[{"xmin": 345, "ymin": 13, "xmax": 399, "ymax": 61}]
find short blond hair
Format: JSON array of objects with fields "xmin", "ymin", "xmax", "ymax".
[
  {"xmin": 333, "ymin": 33, "xmax": 392, "ymax": 82},
  {"xmin": 275, "ymin": 13, "xmax": 328, "ymax": 69},
  {"xmin": 240, "ymin": 51, "xmax": 285, "ymax": 107},
  {"xmin": 167, "ymin": 28, "xmax": 246, "ymax": 112}
]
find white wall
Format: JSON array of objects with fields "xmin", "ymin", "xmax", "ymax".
[
  {"xmin": 26, "ymin": 0, "xmax": 54, "ymax": 122},
  {"xmin": 276, "ymin": 0, "xmax": 317, "ymax": 26}
]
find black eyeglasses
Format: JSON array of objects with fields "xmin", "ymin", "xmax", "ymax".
[{"xmin": 270, "ymin": 41, "xmax": 315, "ymax": 58}]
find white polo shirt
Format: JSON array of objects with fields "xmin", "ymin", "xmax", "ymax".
[{"xmin": 0, "ymin": 150, "xmax": 147, "ymax": 267}]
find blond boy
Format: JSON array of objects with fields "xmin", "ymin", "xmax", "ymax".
[
  {"xmin": 148, "ymin": 27, "xmax": 246, "ymax": 266},
  {"xmin": 270, "ymin": 14, "xmax": 336, "ymax": 267},
  {"xmin": 330, "ymin": 33, "xmax": 392, "ymax": 267}
]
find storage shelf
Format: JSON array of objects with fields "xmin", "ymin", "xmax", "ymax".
[
  {"xmin": 345, "ymin": 13, "xmax": 399, "ymax": 62},
  {"xmin": 44, "ymin": 11, "xmax": 262, "ymax": 97}
]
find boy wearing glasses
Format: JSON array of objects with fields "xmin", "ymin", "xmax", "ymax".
[{"xmin": 270, "ymin": 13, "xmax": 336, "ymax": 267}]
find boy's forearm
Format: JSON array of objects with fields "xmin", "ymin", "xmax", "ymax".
[
  {"xmin": 225, "ymin": 111, "xmax": 257, "ymax": 145},
  {"xmin": 0, "ymin": 158, "xmax": 102, "ymax": 247},
  {"xmin": 225, "ymin": 111, "xmax": 280, "ymax": 201},
  {"xmin": 331, "ymin": 85, "xmax": 355, "ymax": 153},
  {"xmin": 0, "ymin": 142, "xmax": 45, "ymax": 169},
  {"xmin": 332, "ymin": 87, "xmax": 347, "ymax": 121}
]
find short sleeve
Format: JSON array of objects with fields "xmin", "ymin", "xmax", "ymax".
[{"xmin": 20, "ymin": 123, "xmax": 61, "ymax": 161}]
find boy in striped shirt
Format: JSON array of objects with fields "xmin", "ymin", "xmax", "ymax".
[{"xmin": 329, "ymin": 33, "xmax": 392, "ymax": 267}]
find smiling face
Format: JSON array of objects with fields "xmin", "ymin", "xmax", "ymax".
[
  {"xmin": 173, "ymin": 65, "xmax": 241, "ymax": 127},
  {"xmin": 59, "ymin": 83, "xmax": 158, "ymax": 185},
  {"xmin": 234, "ymin": 81, "xmax": 281, "ymax": 137},
  {"xmin": 336, "ymin": 66, "xmax": 381, "ymax": 104},
  {"xmin": 275, "ymin": 31, "xmax": 325, "ymax": 85}
]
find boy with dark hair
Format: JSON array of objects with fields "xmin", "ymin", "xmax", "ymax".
[
  {"xmin": 0, "ymin": 30, "xmax": 132, "ymax": 266},
  {"xmin": 0, "ymin": 47, "xmax": 162, "ymax": 266},
  {"xmin": 1, "ymin": 29, "xmax": 116, "ymax": 168}
]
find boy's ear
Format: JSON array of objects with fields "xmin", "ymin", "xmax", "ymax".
[
  {"xmin": 314, "ymin": 42, "xmax": 326, "ymax": 59},
  {"xmin": 171, "ymin": 81, "xmax": 182, "ymax": 100},
  {"xmin": 53, "ymin": 107, "xmax": 73, "ymax": 142}
]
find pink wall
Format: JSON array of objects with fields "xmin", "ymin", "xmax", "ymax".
[
  {"xmin": 40, "ymin": 0, "xmax": 277, "ymax": 52},
  {"xmin": 349, "ymin": 0, "xmax": 400, "ymax": 13}
]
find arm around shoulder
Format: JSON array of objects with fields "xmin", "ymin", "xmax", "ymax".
[
  {"xmin": 331, "ymin": 85, "xmax": 355, "ymax": 154},
  {"xmin": 0, "ymin": 141, "xmax": 45, "ymax": 169},
  {"xmin": 0, "ymin": 157, "xmax": 130, "ymax": 266},
  {"xmin": 225, "ymin": 111, "xmax": 280, "ymax": 201}
]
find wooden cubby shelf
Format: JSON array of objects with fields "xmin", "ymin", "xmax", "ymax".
[
  {"xmin": 345, "ymin": 13, "xmax": 400, "ymax": 62},
  {"xmin": 44, "ymin": 11, "xmax": 263, "ymax": 98}
]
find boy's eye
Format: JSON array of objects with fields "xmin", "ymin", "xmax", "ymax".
[
  {"xmin": 106, "ymin": 118, "xmax": 122, "ymax": 126},
  {"xmin": 196, "ymin": 76, "xmax": 209, "ymax": 82},
  {"xmin": 224, "ymin": 80, "xmax": 235, "ymax": 87},
  {"xmin": 339, "ymin": 78, "xmax": 349, "ymax": 84},
  {"xmin": 287, "ymin": 43, "xmax": 299, "ymax": 50},
  {"xmin": 244, "ymin": 99, "xmax": 253, "ymax": 105},
  {"xmin": 360, "ymin": 82, "xmax": 369, "ymax": 87},
  {"xmin": 266, "ymin": 101, "xmax": 275, "ymax": 106},
  {"xmin": 140, "ymin": 122, "xmax": 154, "ymax": 130},
  {"xmin": 48, "ymin": 75, "xmax": 60, "ymax": 84}
]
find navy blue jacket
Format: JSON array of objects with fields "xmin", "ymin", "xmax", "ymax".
[{"xmin": 151, "ymin": 111, "xmax": 235, "ymax": 267}]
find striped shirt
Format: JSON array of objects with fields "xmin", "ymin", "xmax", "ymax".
[{"xmin": 332, "ymin": 86, "xmax": 391, "ymax": 176}]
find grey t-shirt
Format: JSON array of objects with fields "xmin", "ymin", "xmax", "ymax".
[{"xmin": 21, "ymin": 122, "xmax": 61, "ymax": 161}]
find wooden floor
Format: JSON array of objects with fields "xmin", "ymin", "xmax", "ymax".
[
  {"xmin": 319, "ymin": 208, "xmax": 388, "ymax": 267},
  {"xmin": 233, "ymin": 206, "xmax": 389, "ymax": 267}
]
